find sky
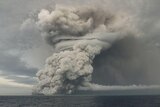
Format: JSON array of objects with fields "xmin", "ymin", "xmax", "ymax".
[{"xmin": 0, "ymin": 0, "xmax": 160, "ymax": 95}]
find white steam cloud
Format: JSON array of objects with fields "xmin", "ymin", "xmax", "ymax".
[
  {"xmin": 79, "ymin": 83, "xmax": 160, "ymax": 91},
  {"xmin": 33, "ymin": 5, "xmax": 136, "ymax": 95}
]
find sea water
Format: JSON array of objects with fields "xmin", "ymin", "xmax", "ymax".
[{"xmin": 0, "ymin": 95, "xmax": 160, "ymax": 107}]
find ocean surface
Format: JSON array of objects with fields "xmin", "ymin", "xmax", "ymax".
[{"xmin": 0, "ymin": 95, "xmax": 160, "ymax": 107}]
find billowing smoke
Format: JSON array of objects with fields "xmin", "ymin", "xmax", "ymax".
[{"xmin": 33, "ymin": 5, "xmax": 136, "ymax": 95}]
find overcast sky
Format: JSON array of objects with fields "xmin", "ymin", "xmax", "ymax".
[{"xmin": 0, "ymin": 0, "xmax": 160, "ymax": 95}]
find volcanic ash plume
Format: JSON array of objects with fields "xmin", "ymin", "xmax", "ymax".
[{"xmin": 34, "ymin": 5, "xmax": 134, "ymax": 95}]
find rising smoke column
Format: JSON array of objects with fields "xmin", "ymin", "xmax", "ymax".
[{"xmin": 33, "ymin": 5, "xmax": 134, "ymax": 95}]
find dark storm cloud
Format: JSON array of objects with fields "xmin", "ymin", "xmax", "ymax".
[
  {"xmin": 91, "ymin": 0, "xmax": 160, "ymax": 85},
  {"xmin": 92, "ymin": 36, "xmax": 160, "ymax": 85}
]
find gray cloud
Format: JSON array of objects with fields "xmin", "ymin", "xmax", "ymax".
[
  {"xmin": 0, "ymin": 0, "xmax": 160, "ymax": 94},
  {"xmin": 0, "ymin": 52, "xmax": 37, "ymax": 76},
  {"xmin": 0, "ymin": 84, "xmax": 32, "ymax": 95},
  {"xmin": 5, "ymin": 75, "xmax": 36, "ymax": 85},
  {"xmin": 92, "ymin": 36, "xmax": 160, "ymax": 85},
  {"xmin": 0, "ymin": 0, "xmax": 54, "ymax": 86}
]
